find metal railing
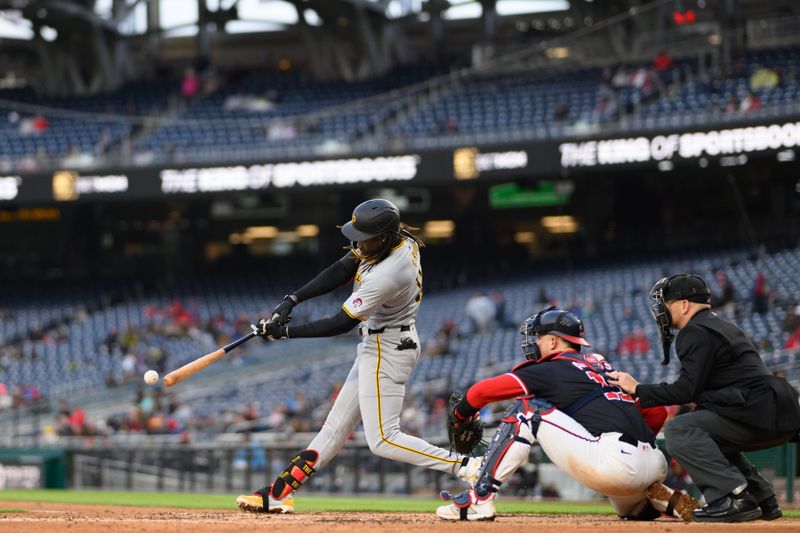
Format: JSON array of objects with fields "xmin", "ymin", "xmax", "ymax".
[{"xmin": 68, "ymin": 441, "xmax": 458, "ymax": 496}]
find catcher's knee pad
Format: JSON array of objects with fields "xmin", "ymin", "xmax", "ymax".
[
  {"xmin": 271, "ymin": 449, "xmax": 318, "ymax": 499},
  {"xmin": 474, "ymin": 398, "xmax": 543, "ymax": 496}
]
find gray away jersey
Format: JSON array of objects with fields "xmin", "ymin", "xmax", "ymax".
[{"xmin": 342, "ymin": 238, "xmax": 423, "ymax": 329}]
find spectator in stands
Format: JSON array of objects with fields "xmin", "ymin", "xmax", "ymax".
[
  {"xmin": 652, "ymin": 50, "xmax": 675, "ymax": 86},
  {"xmin": 121, "ymin": 351, "xmax": 137, "ymax": 381},
  {"xmin": 752, "ymin": 272, "xmax": 770, "ymax": 314},
  {"xmin": 595, "ymin": 93, "xmax": 620, "ymax": 122},
  {"xmin": 783, "ymin": 304, "xmax": 800, "ymax": 334},
  {"xmin": 436, "ymin": 116, "xmax": 459, "ymax": 134},
  {"xmin": 233, "ymin": 433, "xmax": 267, "ymax": 471},
  {"xmin": 447, "ymin": 117, "xmax": 459, "ymax": 132},
  {"xmin": 553, "ymin": 102, "xmax": 569, "ymax": 122},
  {"xmin": 617, "ymin": 328, "xmax": 651, "ymax": 356},
  {"xmin": 0, "ymin": 384, "xmax": 11, "ymax": 410},
  {"xmin": 731, "ymin": 58, "xmax": 746, "ymax": 79},
  {"xmin": 32, "ymin": 115, "xmax": 48, "ymax": 133},
  {"xmin": 181, "ymin": 68, "xmax": 200, "ymax": 100},
  {"xmin": 750, "ymin": 65, "xmax": 780, "ymax": 91},
  {"xmin": 536, "ymin": 287, "xmax": 550, "ymax": 307},
  {"xmin": 426, "ymin": 317, "xmax": 459, "ymax": 357},
  {"xmin": 739, "ymin": 91, "xmax": 762, "ymax": 114},
  {"xmin": 621, "ymin": 306, "xmax": 638, "ymax": 330},
  {"xmin": 105, "ymin": 371, "xmax": 119, "ymax": 388},
  {"xmin": 631, "ymin": 67, "xmax": 660, "ymax": 105},
  {"xmin": 68, "ymin": 405, "xmax": 86, "ymax": 435},
  {"xmin": 712, "ymin": 271, "xmax": 736, "ymax": 316},
  {"xmin": 700, "ymin": 73, "xmax": 722, "ymax": 96},
  {"xmin": 757, "ymin": 338, "xmax": 775, "ymax": 356},
  {"xmin": 492, "ymin": 291, "xmax": 516, "ymax": 329},
  {"xmin": 653, "ymin": 50, "xmax": 673, "ymax": 70},
  {"xmin": 568, "ymin": 299, "xmax": 583, "ymax": 319},
  {"xmin": 465, "ymin": 290, "xmax": 496, "ymax": 335},
  {"xmin": 611, "ymin": 67, "xmax": 630, "ymax": 89},
  {"xmin": 786, "ymin": 325, "xmax": 800, "ymax": 353},
  {"xmin": 725, "ymin": 95, "xmax": 739, "ymax": 114}
]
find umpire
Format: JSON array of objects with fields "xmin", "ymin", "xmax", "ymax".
[{"xmin": 608, "ymin": 274, "xmax": 800, "ymax": 523}]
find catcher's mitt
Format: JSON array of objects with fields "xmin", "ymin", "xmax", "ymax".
[{"xmin": 447, "ymin": 392, "xmax": 484, "ymax": 455}]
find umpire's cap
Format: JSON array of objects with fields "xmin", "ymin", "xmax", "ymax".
[
  {"xmin": 340, "ymin": 199, "xmax": 400, "ymax": 242},
  {"xmin": 661, "ymin": 274, "xmax": 711, "ymax": 304}
]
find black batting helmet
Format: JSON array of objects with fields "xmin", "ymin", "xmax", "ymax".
[
  {"xmin": 340, "ymin": 199, "xmax": 401, "ymax": 242},
  {"xmin": 520, "ymin": 306, "xmax": 590, "ymax": 361}
]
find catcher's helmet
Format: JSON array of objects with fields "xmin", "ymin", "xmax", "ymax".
[
  {"xmin": 520, "ymin": 306, "xmax": 590, "ymax": 361},
  {"xmin": 340, "ymin": 199, "xmax": 401, "ymax": 242}
]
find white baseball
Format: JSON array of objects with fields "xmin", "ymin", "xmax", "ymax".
[{"xmin": 143, "ymin": 370, "xmax": 159, "ymax": 385}]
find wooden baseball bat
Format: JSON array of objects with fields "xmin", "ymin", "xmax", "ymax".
[{"xmin": 163, "ymin": 331, "xmax": 257, "ymax": 387}]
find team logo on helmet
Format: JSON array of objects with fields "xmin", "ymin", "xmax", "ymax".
[{"xmin": 352, "ymin": 215, "xmax": 357, "ymax": 224}]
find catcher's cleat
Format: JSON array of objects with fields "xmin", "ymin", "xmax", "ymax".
[
  {"xmin": 236, "ymin": 484, "xmax": 294, "ymax": 514},
  {"xmin": 436, "ymin": 488, "xmax": 496, "ymax": 521},
  {"xmin": 456, "ymin": 456, "xmax": 483, "ymax": 486},
  {"xmin": 646, "ymin": 481, "xmax": 701, "ymax": 522}
]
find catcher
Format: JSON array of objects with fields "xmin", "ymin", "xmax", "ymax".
[{"xmin": 439, "ymin": 306, "xmax": 699, "ymax": 521}]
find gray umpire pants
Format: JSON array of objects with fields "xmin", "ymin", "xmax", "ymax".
[{"xmin": 664, "ymin": 409, "xmax": 796, "ymax": 503}]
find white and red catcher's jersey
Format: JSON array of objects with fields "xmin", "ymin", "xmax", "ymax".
[{"xmin": 341, "ymin": 238, "xmax": 423, "ymax": 330}]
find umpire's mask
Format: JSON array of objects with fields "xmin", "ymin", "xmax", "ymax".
[{"xmin": 649, "ymin": 274, "xmax": 711, "ymax": 366}]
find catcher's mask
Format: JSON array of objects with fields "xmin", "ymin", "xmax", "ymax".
[
  {"xmin": 650, "ymin": 274, "xmax": 711, "ymax": 366},
  {"xmin": 520, "ymin": 306, "xmax": 590, "ymax": 362},
  {"xmin": 340, "ymin": 198, "xmax": 401, "ymax": 262}
]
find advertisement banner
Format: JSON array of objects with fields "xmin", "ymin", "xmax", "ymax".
[{"xmin": 2, "ymin": 116, "xmax": 797, "ymax": 205}]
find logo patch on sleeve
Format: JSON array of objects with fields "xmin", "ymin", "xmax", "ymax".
[{"xmin": 352, "ymin": 297, "xmax": 363, "ymax": 308}]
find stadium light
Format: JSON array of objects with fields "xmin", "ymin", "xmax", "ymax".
[
  {"xmin": 546, "ymin": 47, "xmax": 570, "ymax": 59},
  {"xmin": 423, "ymin": 220, "xmax": 455, "ymax": 239},
  {"xmin": 244, "ymin": 226, "xmax": 279, "ymax": 238},
  {"xmin": 514, "ymin": 231, "xmax": 536, "ymax": 244},
  {"xmin": 541, "ymin": 215, "xmax": 578, "ymax": 234},
  {"xmin": 296, "ymin": 224, "xmax": 320, "ymax": 237}
]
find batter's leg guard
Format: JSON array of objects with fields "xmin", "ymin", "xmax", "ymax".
[
  {"xmin": 272, "ymin": 449, "xmax": 319, "ymax": 499},
  {"xmin": 437, "ymin": 399, "xmax": 542, "ymax": 521},
  {"xmin": 236, "ymin": 449, "xmax": 318, "ymax": 514},
  {"xmin": 646, "ymin": 481, "xmax": 701, "ymax": 522}
]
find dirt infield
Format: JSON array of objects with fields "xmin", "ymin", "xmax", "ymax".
[{"xmin": 1, "ymin": 501, "xmax": 799, "ymax": 532}]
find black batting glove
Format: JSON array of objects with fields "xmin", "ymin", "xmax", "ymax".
[
  {"xmin": 255, "ymin": 318, "xmax": 288, "ymax": 340},
  {"xmin": 271, "ymin": 295, "xmax": 298, "ymax": 326}
]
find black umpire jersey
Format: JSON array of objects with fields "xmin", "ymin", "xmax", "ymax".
[
  {"xmin": 513, "ymin": 350, "xmax": 657, "ymax": 445},
  {"xmin": 637, "ymin": 308, "xmax": 800, "ymax": 433}
]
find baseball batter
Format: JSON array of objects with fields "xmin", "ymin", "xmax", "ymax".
[
  {"xmin": 237, "ymin": 199, "xmax": 480, "ymax": 514},
  {"xmin": 438, "ymin": 307, "xmax": 699, "ymax": 521}
]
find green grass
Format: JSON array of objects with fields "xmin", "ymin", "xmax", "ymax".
[
  {"xmin": 0, "ymin": 509, "xmax": 25, "ymax": 514},
  {"xmin": 0, "ymin": 489, "xmax": 612, "ymax": 514},
  {"xmin": 0, "ymin": 490, "xmax": 798, "ymax": 517}
]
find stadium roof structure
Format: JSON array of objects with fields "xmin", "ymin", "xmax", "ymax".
[
  {"xmin": 0, "ymin": 0, "xmax": 573, "ymax": 40},
  {"xmin": 0, "ymin": 0, "xmax": 798, "ymax": 94}
]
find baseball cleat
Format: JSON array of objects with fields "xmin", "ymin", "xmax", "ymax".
[
  {"xmin": 236, "ymin": 485, "xmax": 294, "ymax": 514},
  {"xmin": 646, "ymin": 481, "xmax": 700, "ymax": 522},
  {"xmin": 456, "ymin": 456, "xmax": 483, "ymax": 486},
  {"xmin": 436, "ymin": 489, "xmax": 496, "ymax": 521}
]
